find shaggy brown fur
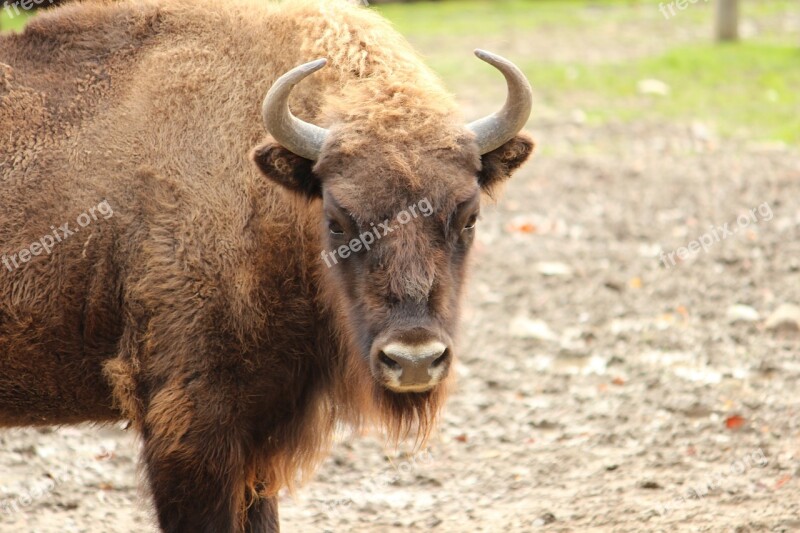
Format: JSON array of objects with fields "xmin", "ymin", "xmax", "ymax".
[{"xmin": 0, "ymin": 1, "xmax": 534, "ymax": 531}]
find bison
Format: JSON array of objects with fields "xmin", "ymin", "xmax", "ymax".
[{"xmin": 0, "ymin": 0, "xmax": 534, "ymax": 531}]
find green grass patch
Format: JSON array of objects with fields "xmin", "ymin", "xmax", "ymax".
[
  {"xmin": 376, "ymin": 0, "xmax": 645, "ymax": 37},
  {"xmin": 518, "ymin": 43, "xmax": 800, "ymax": 143},
  {"xmin": 0, "ymin": 7, "xmax": 32, "ymax": 33},
  {"xmin": 376, "ymin": 0, "xmax": 800, "ymax": 144},
  {"xmin": 376, "ymin": 0, "xmax": 798, "ymax": 39}
]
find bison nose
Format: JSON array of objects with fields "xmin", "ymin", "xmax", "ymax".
[{"xmin": 376, "ymin": 341, "xmax": 450, "ymax": 392}]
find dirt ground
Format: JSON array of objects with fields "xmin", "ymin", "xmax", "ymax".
[{"xmin": 3, "ymin": 5, "xmax": 800, "ymax": 533}]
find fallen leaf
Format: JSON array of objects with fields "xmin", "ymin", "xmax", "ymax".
[
  {"xmin": 775, "ymin": 475, "xmax": 792, "ymax": 489},
  {"xmin": 454, "ymin": 433, "xmax": 468, "ymax": 443},
  {"xmin": 725, "ymin": 414, "xmax": 746, "ymax": 430},
  {"xmin": 611, "ymin": 377, "xmax": 625, "ymax": 386},
  {"xmin": 506, "ymin": 222, "xmax": 537, "ymax": 234}
]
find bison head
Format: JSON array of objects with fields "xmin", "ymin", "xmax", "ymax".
[{"xmin": 252, "ymin": 51, "xmax": 533, "ymax": 436}]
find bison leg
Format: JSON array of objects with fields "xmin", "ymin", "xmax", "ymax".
[
  {"xmin": 245, "ymin": 487, "xmax": 280, "ymax": 533},
  {"xmin": 140, "ymin": 380, "xmax": 251, "ymax": 533},
  {"xmin": 143, "ymin": 430, "xmax": 247, "ymax": 533}
]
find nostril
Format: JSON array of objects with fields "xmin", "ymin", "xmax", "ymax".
[
  {"xmin": 378, "ymin": 351, "xmax": 402, "ymax": 371},
  {"xmin": 431, "ymin": 348, "xmax": 449, "ymax": 368}
]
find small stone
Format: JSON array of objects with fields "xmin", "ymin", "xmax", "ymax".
[
  {"xmin": 765, "ymin": 304, "xmax": 800, "ymax": 331},
  {"xmin": 557, "ymin": 346, "xmax": 589, "ymax": 359},
  {"xmin": 639, "ymin": 480, "xmax": 662, "ymax": 490},
  {"xmin": 531, "ymin": 419, "xmax": 560, "ymax": 430},
  {"xmin": 535, "ymin": 261, "xmax": 573, "ymax": 277},
  {"xmin": 533, "ymin": 512, "xmax": 557, "ymax": 526},
  {"xmin": 637, "ymin": 79, "xmax": 670, "ymax": 96},
  {"xmin": 426, "ymin": 516, "xmax": 443, "ymax": 528},
  {"xmin": 34, "ymin": 445, "xmax": 58, "ymax": 459},
  {"xmin": 726, "ymin": 304, "xmax": 760, "ymax": 323},
  {"xmin": 570, "ymin": 108, "xmax": 586, "ymax": 124},
  {"xmin": 509, "ymin": 316, "xmax": 557, "ymax": 341}
]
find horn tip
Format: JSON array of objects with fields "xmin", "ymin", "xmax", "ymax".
[
  {"xmin": 474, "ymin": 49, "xmax": 505, "ymax": 67},
  {"xmin": 475, "ymin": 49, "xmax": 500, "ymax": 62},
  {"xmin": 305, "ymin": 58, "xmax": 328, "ymax": 72}
]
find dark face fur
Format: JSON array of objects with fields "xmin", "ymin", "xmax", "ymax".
[{"xmin": 252, "ymin": 132, "xmax": 533, "ymax": 400}]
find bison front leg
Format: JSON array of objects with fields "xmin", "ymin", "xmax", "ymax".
[
  {"xmin": 140, "ymin": 383, "xmax": 254, "ymax": 533},
  {"xmin": 143, "ymin": 429, "xmax": 249, "ymax": 533}
]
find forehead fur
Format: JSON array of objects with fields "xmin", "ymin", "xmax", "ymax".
[
  {"xmin": 315, "ymin": 136, "xmax": 481, "ymax": 221},
  {"xmin": 288, "ymin": 0, "xmax": 481, "ymax": 182}
]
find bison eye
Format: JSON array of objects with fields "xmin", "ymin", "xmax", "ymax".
[
  {"xmin": 463, "ymin": 213, "xmax": 479, "ymax": 232},
  {"xmin": 328, "ymin": 220, "xmax": 345, "ymax": 236}
]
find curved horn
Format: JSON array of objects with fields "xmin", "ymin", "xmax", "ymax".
[
  {"xmin": 467, "ymin": 50, "xmax": 533, "ymax": 155},
  {"xmin": 261, "ymin": 58, "xmax": 329, "ymax": 161}
]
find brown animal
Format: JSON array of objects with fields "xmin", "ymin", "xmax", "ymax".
[{"xmin": 0, "ymin": 0, "xmax": 534, "ymax": 531}]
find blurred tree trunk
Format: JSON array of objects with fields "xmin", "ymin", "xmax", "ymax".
[{"xmin": 715, "ymin": 0, "xmax": 739, "ymax": 42}]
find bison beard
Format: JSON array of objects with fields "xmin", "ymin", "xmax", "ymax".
[
  {"xmin": 0, "ymin": 0, "xmax": 534, "ymax": 531},
  {"xmin": 341, "ymin": 338, "xmax": 450, "ymax": 446}
]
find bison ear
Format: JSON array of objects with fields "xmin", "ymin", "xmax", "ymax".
[
  {"xmin": 251, "ymin": 142, "xmax": 321, "ymax": 198},
  {"xmin": 477, "ymin": 133, "xmax": 535, "ymax": 195}
]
